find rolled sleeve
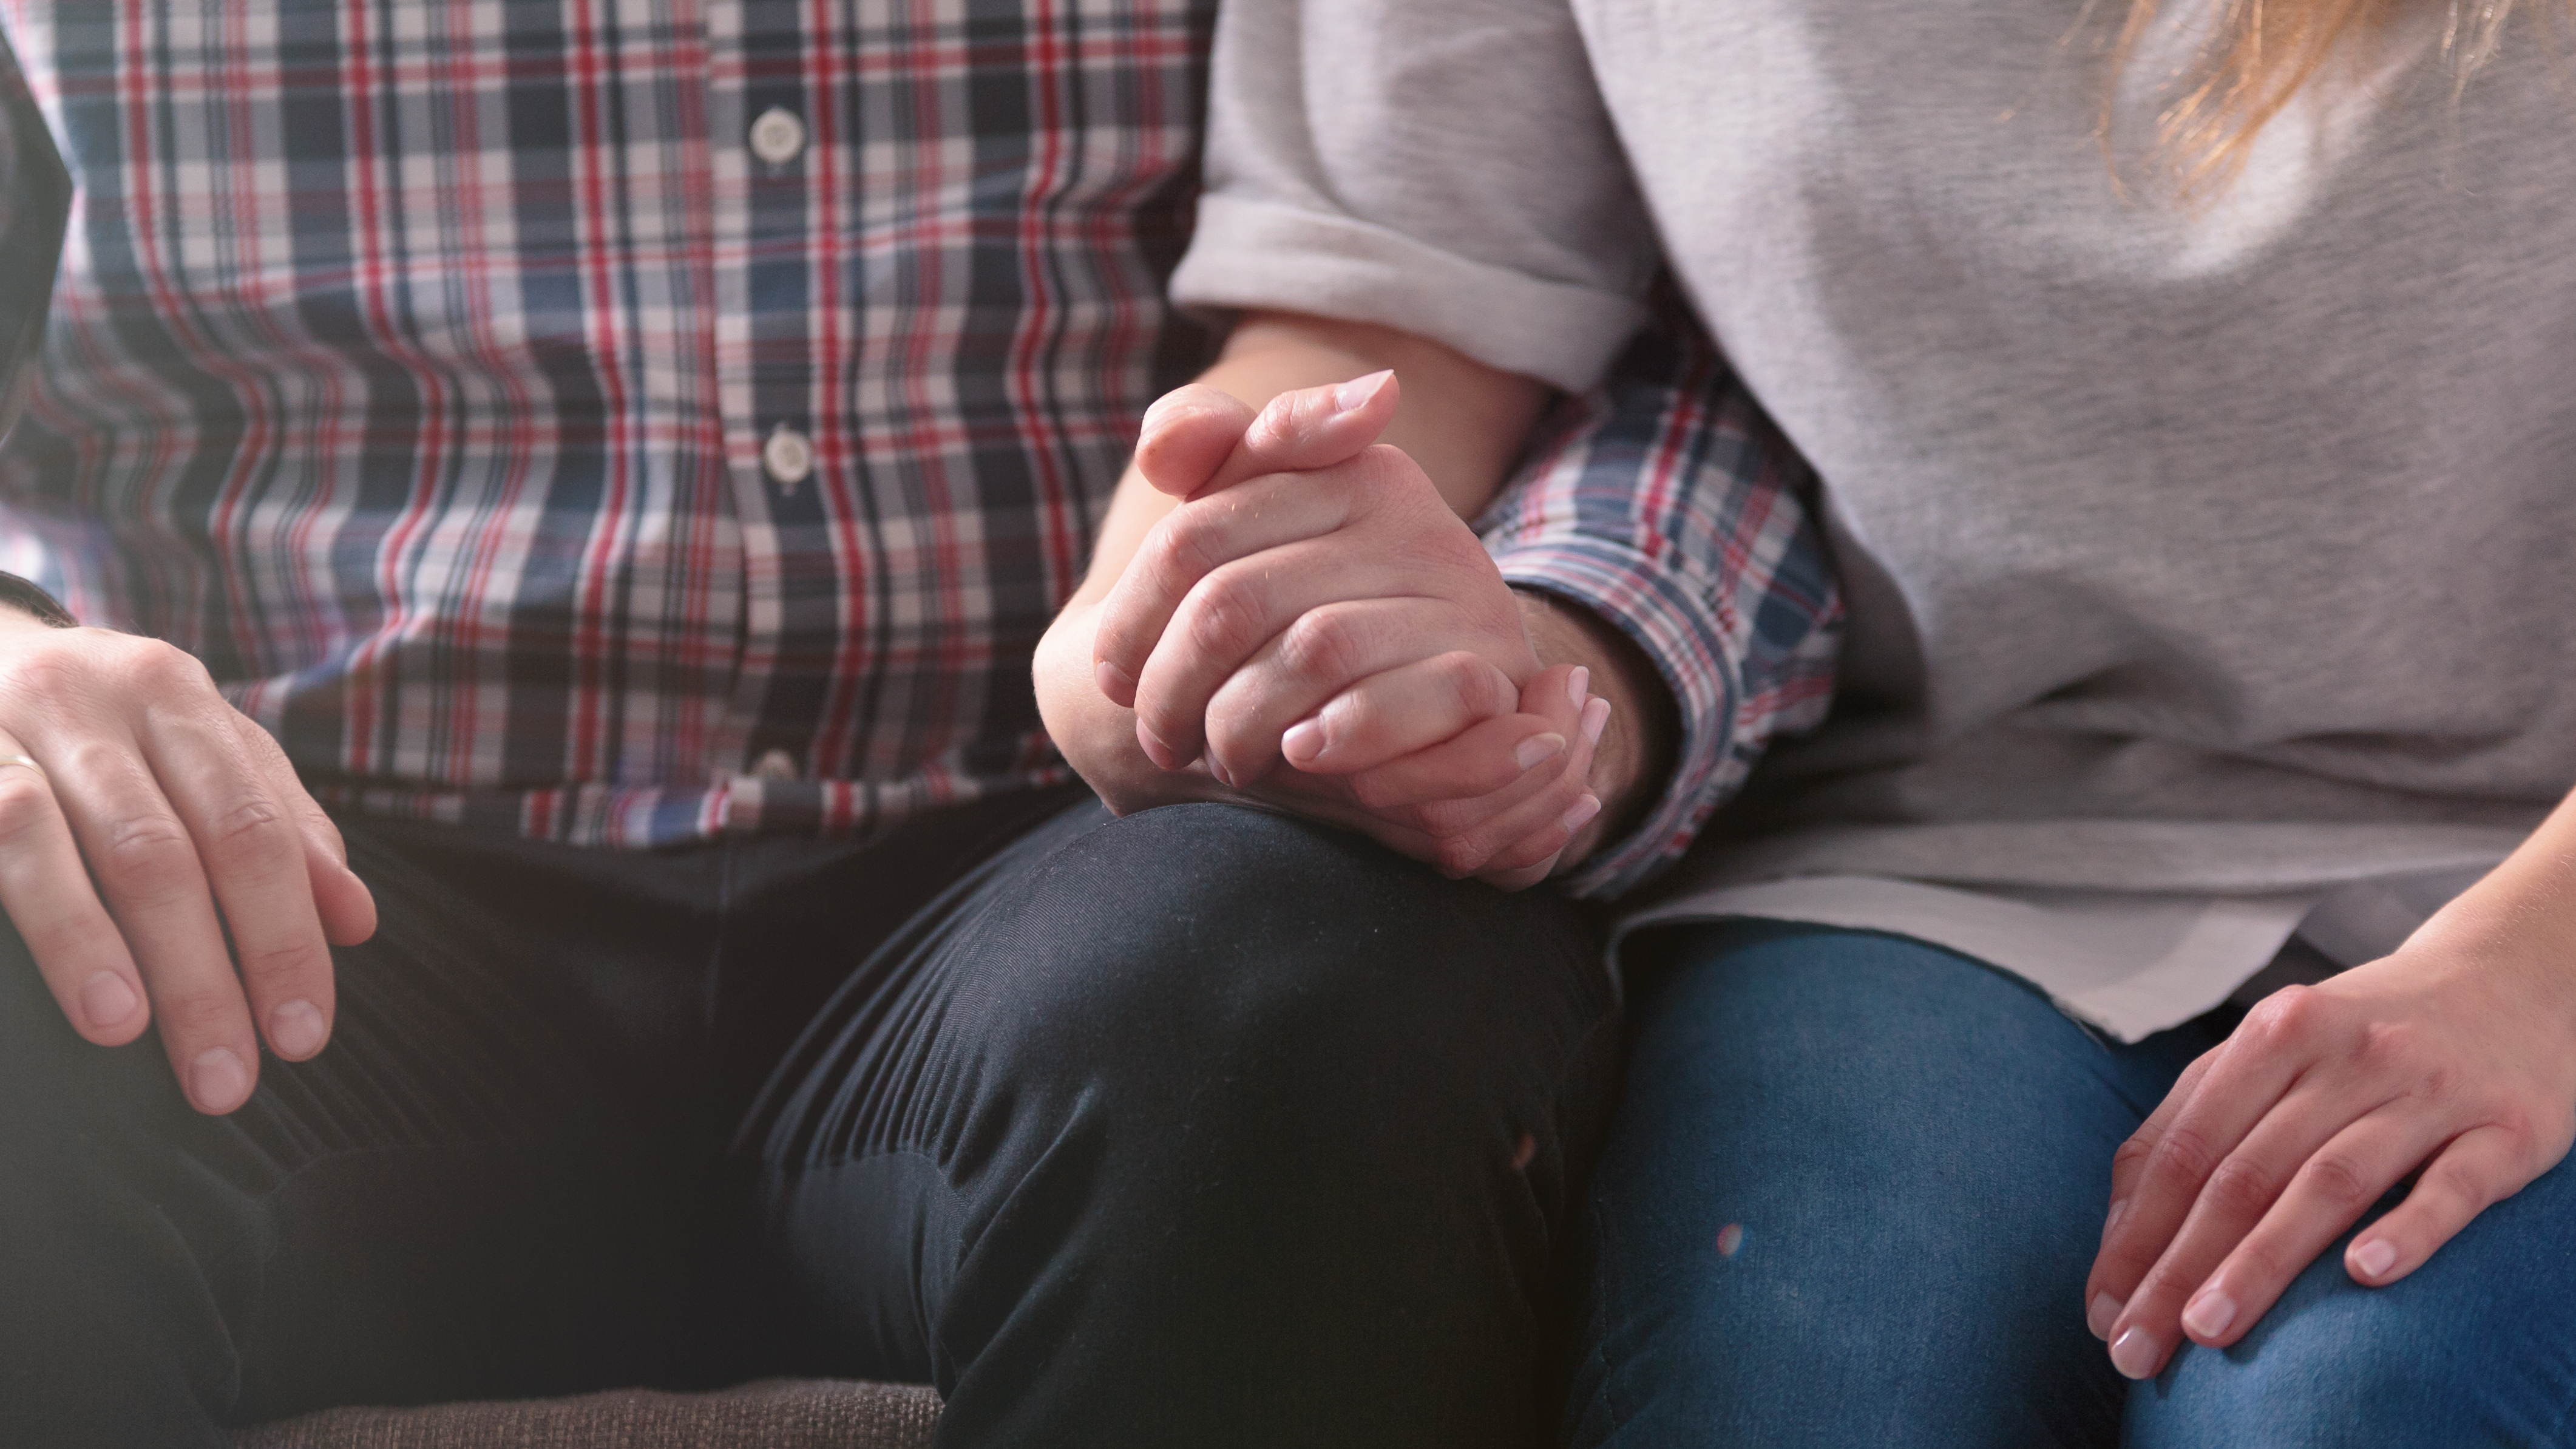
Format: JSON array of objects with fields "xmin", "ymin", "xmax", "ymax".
[
  {"xmin": 1172, "ymin": 0, "xmax": 1660, "ymax": 392},
  {"xmin": 1482, "ymin": 306, "xmax": 1844, "ymax": 899}
]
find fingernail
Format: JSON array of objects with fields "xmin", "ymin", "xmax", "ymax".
[
  {"xmin": 1094, "ymin": 659, "xmax": 1136, "ymax": 704},
  {"xmin": 2104, "ymin": 1197, "xmax": 2130, "ymax": 1238},
  {"xmin": 80, "ymin": 971, "xmax": 138, "ymax": 1030},
  {"xmin": 1515, "ymin": 733, "xmax": 1566, "ymax": 770},
  {"xmin": 1332, "ymin": 369, "xmax": 1394, "ymax": 413},
  {"xmin": 269, "ymin": 999, "xmax": 328, "ymax": 1059},
  {"xmin": 1136, "ymin": 719, "xmax": 1176, "ymax": 768},
  {"xmin": 1209, "ymin": 758, "xmax": 1236, "ymax": 789},
  {"xmin": 2353, "ymin": 1238, "xmax": 2397, "ymax": 1280},
  {"xmin": 2182, "ymin": 1289, "xmax": 2236, "ymax": 1340},
  {"xmin": 1283, "ymin": 719, "xmax": 1326, "ymax": 765},
  {"xmin": 2110, "ymin": 1326, "xmax": 2161, "ymax": 1380},
  {"xmin": 1565, "ymin": 667, "xmax": 1590, "ymax": 710},
  {"xmin": 1562, "ymin": 793, "xmax": 1602, "ymax": 835},
  {"xmin": 1582, "ymin": 696, "xmax": 1610, "ymax": 745},
  {"xmin": 191, "ymin": 1048, "xmax": 249, "ymax": 1112},
  {"xmin": 2087, "ymin": 1292, "xmax": 2123, "ymax": 1341}
]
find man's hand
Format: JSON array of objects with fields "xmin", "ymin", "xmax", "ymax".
[{"xmin": 0, "ymin": 610, "xmax": 376, "ymax": 1113}]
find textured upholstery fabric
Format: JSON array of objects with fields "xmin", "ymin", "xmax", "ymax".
[{"xmin": 232, "ymin": 1380, "xmax": 940, "ymax": 1449}]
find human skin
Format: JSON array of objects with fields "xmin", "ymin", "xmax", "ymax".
[
  {"xmin": 2084, "ymin": 745, "xmax": 2576, "ymax": 1379},
  {"xmin": 0, "ymin": 606, "xmax": 378, "ymax": 1113},
  {"xmin": 1033, "ymin": 311, "xmax": 1673, "ymax": 886}
]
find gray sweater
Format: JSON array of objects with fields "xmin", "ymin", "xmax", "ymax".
[{"xmin": 1172, "ymin": 0, "xmax": 2576, "ymax": 1027}]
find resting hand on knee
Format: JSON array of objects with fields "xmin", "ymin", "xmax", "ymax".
[
  {"xmin": 2084, "ymin": 860, "xmax": 2576, "ymax": 1381},
  {"xmin": 0, "ymin": 610, "xmax": 376, "ymax": 1114}
]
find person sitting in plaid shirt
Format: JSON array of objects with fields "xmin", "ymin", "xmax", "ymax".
[{"xmin": 0, "ymin": 4, "xmax": 1836, "ymax": 1445}]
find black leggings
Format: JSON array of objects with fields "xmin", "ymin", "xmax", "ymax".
[{"xmin": 0, "ymin": 790, "xmax": 1617, "ymax": 1448}]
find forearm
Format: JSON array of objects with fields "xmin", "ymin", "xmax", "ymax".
[{"xmin": 2401, "ymin": 787, "xmax": 2576, "ymax": 1028}]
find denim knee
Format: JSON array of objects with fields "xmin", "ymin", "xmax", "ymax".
[{"xmin": 2131, "ymin": 1169, "xmax": 2576, "ymax": 1449}]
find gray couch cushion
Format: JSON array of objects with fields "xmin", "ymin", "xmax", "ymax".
[{"xmin": 233, "ymin": 1380, "xmax": 940, "ymax": 1449}]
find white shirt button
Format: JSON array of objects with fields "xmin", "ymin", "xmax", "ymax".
[
  {"xmin": 750, "ymin": 748, "xmax": 801, "ymax": 782},
  {"xmin": 762, "ymin": 426, "xmax": 815, "ymax": 489},
  {"xmin": 748, "ymin": 107, "xmax": 807, "ymax": 166}
]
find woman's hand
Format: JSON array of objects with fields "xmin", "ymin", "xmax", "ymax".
[
  {"xmin": 2084, "ymin": 919, "xmax": 2576, "ymax": 1379},
  {"xmin": 1036, "ymin": 371, "xmax": 1608, "ymax": 886},
  {"xmin": 1093, "ymin": 373, "xmax": 1555, "ymax": 793},
  {"xmin": 0, "ymin": 610, "xmax": 378, "ymax": 1113}
]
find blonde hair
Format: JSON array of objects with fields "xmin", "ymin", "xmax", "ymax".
[{"xmin": 2113, "ymin": 0, "xmax": 2530, "ymax": 194}]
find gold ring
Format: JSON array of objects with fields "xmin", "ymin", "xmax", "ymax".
[{"xmin": 0, "ymin": 753, "xmax": 46, "ymax": 785}]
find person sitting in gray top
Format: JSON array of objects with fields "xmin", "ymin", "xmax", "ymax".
[{"xmin": 1129, "ymin": 0, "xmax": 2576, "ymax": 1441}]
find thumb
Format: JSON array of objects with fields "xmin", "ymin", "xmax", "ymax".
[
  {"xmin": 1134, "ymin": 383, "xmax": 1257, "ymax": 498},
  {"xmin": 1134, "ymin": 370, "xmax": 1402, "ymax": 501}
]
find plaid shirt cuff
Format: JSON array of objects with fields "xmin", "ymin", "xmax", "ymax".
[
  {"xmin": 1477, "ymin": 305, "xmax": 1842, "ymax": 900},
  {"xmin": 1496, "ymin": 541, "xmax": 1739, "ymax": 899}
]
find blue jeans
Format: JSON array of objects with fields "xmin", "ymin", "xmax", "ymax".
[{"xmin": 1566, "ymin": 921, "xmax": 2576, "ymax": 1448}]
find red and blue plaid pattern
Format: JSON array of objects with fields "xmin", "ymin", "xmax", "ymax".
[{"xmin": 0, "ymin": 0, "xmax": 1835, "ymax": 894}]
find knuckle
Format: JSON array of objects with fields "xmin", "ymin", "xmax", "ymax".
[
  {"xmin": 1432, "ymin": 833, "xmax": 1490, "ymax": 877},
  {"xmin": 2140, "ymin": 1258, "xmax": 2208, "ymax": 1303},
  {"xmin": 118, "ymin": 639, "xmax": 213, "ymax": 698},
  {"xmin": 2242, "ymin": 983, "xmax": 2325, "ymax": 1049},
  {"xmin": 0, "ymin": 772, "xmax": 56, "ymax": 846},
  {"xmin": 0, "ymin": 642, "xmax": 84, "ymax": 704},
  {"xmin": 206, "ymin": 796, "xmax": 300, "ymax": 874},
  {"xmin": 235, "ymin": 935, "xmax": 322, "ymax": 986},
  {"xmin": 1150, "ymin": 508, "xmax": 1225, "ymax": 583},
  {"xmin": 2153, "ymin": 1124, "xmax": 2222, "ymax": 1187},
  {"xmin": 2201, "ymin": 1156, "xmax": 2282, "ymax": 1220},
  {"xmin": 1433, "ymin": 651, "xmax": 1510, "ymax": 716},
  {"xmin": 1181, "ymin": 578, "xmax": 1266, "ymax": 663},
  {"xmin": 1277, "ymin": 611, "xmax": 1368, "ymax": 686},
  {"xmin": 98, "ymin": 815, "xmax": 201, "ymax": 899},
  {"xmin": 2227, "ymin": 1236, "xmax": 2291, "ymax": 1292},
  {"xmin": 1346, "ymin": 772, "xmax": 1402, "ymax": 812},
  {"xmin": 2297, "ymin": 1153, "xmax": 2376, "ymax": 1212},
  {"xmin": 2111, "ymin": 1137, "xmax": 2158, "ymax": 1180},
  {"xmin": 2425, "ymin": 1157, "xmax": 2498, "ymax": 1210}
]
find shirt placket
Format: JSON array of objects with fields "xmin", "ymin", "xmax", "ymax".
[{"xmin": 703, "ymin": 0, "xmax": 822, "ymax": 832}]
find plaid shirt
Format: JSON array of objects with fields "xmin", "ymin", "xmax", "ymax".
[{"xmin": 0, "ymin": 0, "xmax": 1837, "ymax": 897}]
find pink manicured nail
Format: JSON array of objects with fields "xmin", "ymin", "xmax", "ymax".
[
  {"xmin": 269, "ymin": 999, "xmax": 328, "ymax": 1059},
  {"xmin": 1094, "ymin": 659, "xmax": 1136, "ymax": 705},
  {"xmin": 1581, "ymin": 696, "xmax": 1610, "ymax": 745},
  {"xmin": 2353, "ymin": 1238, "xmax": 2397, "ymax": 1280},
  {"xmin": 2182, "ymin": 1289, "xmax": 2236, "ymax": 1340},
  {"xmin": 1565, "ymin": 667, "xmax": 1590, "ymax": 710},
  {"xmin": 2087, "ymin": 1292, "xmax": 2123, "ymax": 1340},
  {"xmin": 1561, "ymin": 794, "xmax": 1601, "ymax": 835},
  {"xmin": 1283, "ymin": 719, "xmax": 1326, "ymax": 765},
  {"xmin": 80, "ymin": 971, "xmax": 138, "ymax": 1030},
  {"xmin": 1515, "ymin": 733, "xmax": 1566, "ymax": 770},
  {"xmin": 1332, "ymin": 369, "xmax": 1394, "ymax": 413},
  {"xmin": 2109, "ymin": 1326, "xmax": 2160, "ymax": 1380},
  {"xmin": 191, "ymin": 1048, "xmax": 249, "ymax": 1113}
]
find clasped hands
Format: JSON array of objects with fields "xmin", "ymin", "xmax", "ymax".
[{"xmin": 1052, "ymin": 370, "xmax": 1610, "ymax": 888}]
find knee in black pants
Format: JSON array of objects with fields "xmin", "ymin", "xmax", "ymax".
[{"xmin": 921, "ymin": 803, "xmax": 1618, "ymax": 1447}]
